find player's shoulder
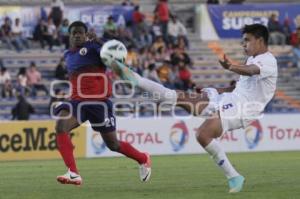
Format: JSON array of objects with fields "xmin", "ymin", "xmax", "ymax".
[
  {"xmin": 63, "ymin": 49, "xmax": 70, "ymax": 58},
  {"xmin": 256, "ymin": 52, "xmax": 277, "ymax": 65},
  {"xmin": 259, "ymin": 51, "xmax": 276, "ymax": 60},
  {"xmin": 257, "ymin": 51, "xmax": 276, "ymax": 61}
]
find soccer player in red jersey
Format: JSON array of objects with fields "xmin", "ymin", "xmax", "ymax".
[{"xmin": 54, "ymin": 21, "xmax": 151, "ymax": 185}]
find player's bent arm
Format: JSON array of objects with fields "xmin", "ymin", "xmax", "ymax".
[
  {"xmin": 216, "ymin": 86, "xmax": 235, "ymax": 94},
  {"xmin": 228, "ymin": 64, "xmax": 260, "ymax": 76},
  {"xmin": 195, "ymin": 85, "xmax": 235, "ymax": 94}
]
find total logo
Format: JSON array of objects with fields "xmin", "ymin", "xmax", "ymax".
[
  {"xmin": 244, "ymin": 120, "xmax": 263, "ymax": 149},
  {"xmin": 91, "ymin": 132, "xmax": 106, "ymax": 154},
  {"xmin": 169, "ymin": 121, "xmax": 189, "ymax": 152}
]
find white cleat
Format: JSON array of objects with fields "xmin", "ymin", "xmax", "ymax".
[
  {"xmin": 56, "ymin": 169, "xmax": 83, "ymax": 186},
  {"xmin": 139, "ymin": 153, "xmax": 151, "ymax": 182}
]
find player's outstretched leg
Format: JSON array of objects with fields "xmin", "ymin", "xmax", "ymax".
[
  {"xmin": 111, "ymin": 60, "xmax": 211, "ymax": 116},
  {"xmin": 111, "ymin": 60, "xmax": 178, "ymax": 105},
  {"xmin": 101, "ymin": 132, "xmax": 152, "ymax": 182},
  {"xmin": 55, "ymin": 111, "xmax": 82, "ymax": 186},
  {"xmin": 56, "ymin": 168, "xmax": 83, "ymax": 186},
  {"xmin": 196, "ymin": 118, "xmax": 245, "ymax": 193},
  {"xmin": 111, "ymin": 60, "xmax": 139, "ymax": 86},
  {"xmin": 56, "ymin": 132, "xmax": 83, "ymax": 186},
  {"xmin": 228, "ymin": 175, "xmax": 245, "ymax": 193}
]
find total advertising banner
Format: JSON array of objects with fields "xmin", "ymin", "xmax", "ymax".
[
  {"xmin": 199, "ymin": 4, "xmax": 300, "ymax": 40},
  {"xmin": 0, "ymin": 121, "xmax": 86, "ymax": 161},
  {"xmin": 86, "ymin": 114, "xmax": 300, "ymax": 158}
]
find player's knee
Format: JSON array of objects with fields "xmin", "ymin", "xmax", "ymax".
[{"xmin": 105, "ymin": 141, "xmax": 120, "ymax": 152}]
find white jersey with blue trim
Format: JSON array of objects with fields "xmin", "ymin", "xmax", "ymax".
[{"xmin": 232, "ymin": 51, "xmax": 278, "ymax": 114}]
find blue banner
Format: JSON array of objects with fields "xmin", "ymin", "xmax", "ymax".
[
  {"xmin": 208, "ymin": 3, "xmax": 300, "ymax": 38},
  {"xmin": 77, "ymin": 5, "xmax": 134, "ymax": 33}
]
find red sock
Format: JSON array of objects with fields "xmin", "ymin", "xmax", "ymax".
[
  {"xmin": 56, "ymin": 132, "xmax": 78, "ymax": 173},
  {"xmin": 118, "ymin": 141, "xmax": 147, "ymax": 164}
]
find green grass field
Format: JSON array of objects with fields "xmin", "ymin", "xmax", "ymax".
[{"xmin": 0, "ymin": 151, "xmax": 299, "ymax": 199}]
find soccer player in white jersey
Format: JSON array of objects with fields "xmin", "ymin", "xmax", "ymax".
[{"xmin": 109, "ymin": 24, "xmax": 277, "ymax": 193}]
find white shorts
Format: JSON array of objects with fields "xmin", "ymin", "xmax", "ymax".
[{"xmin": 201, "ymin": 88, "xmax": 255, "ymax": 132}]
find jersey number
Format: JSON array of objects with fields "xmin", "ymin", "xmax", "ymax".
[
  {"xmin": 222, "ymin": 103, "xmax": 233, "ymax": 110},
  {"xmin": 105, "ymin": 117, "xmax": 115, "ymax": 127}
]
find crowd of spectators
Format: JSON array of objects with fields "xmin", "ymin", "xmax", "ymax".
[
  {"xmin": 267, "ymin": 14, "xmax": 300, "ymax": 71},
  {"xmin": 0, "ymin": 61, "xmax": 49, "ymax": 99},
  {"xmin": 0, "ymin": 61, "xmax": 50, "ymax": 120},
  {"xmin": 0, "ymin": 0, "xmax": 195, "ymax": 120}
]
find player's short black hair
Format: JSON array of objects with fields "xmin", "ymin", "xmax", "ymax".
[
  {"xmin": 68, "ymin": 21, "xmax": 88, "ymax": 33},
  {"xmin": 242, "ymin": 24, "xmax": 269, "ymax": 45}
]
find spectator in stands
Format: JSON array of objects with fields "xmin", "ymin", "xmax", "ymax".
[
  {"xmin": 177, "ymin": 35, "xmax": 189, "ymax": 50},
  {"xmin": 55, "ymin": 57, "xmax": 68, "ymax": 80},
  {"xmin": 16, "ymin": 67, "xmax": 30, "ymax": 96},
  {"xmin": 0, "ymin": 67, "xmax": 13, "ymax": 98},
  {"xmin": 154, "ymin": 0, "xmax": 170, "ymax": 43},
  {"xmin": 26, "ymin": 62, "xmax": 49, "ymax": 96},
  {"xmin": 49, "ymin": 0, "xmax": 64, "ymax": 28},
  {"xmin": 144, "ymin": 48, "xmax": 158, "ymax": 68},
  {"xmin": 167, "ymin": 15, "xmax": 188, "ymax": 47},
  {"xmin": 11, "ymin": 18, "xmax": 30, "ymax": 51},
  {"xmin": 291, "ymin": 27, "xmax": 300, "ymax": 68},
  {"xmin": 170, "ymin": 44, "xmax": 191, "ymax": 67},
  {"xmin": 137, "ymin": 47, "xmax": 150, "ymax": 70},
  {"xmin": 140, "ymin": 28, "xmax": 153, "ymax": 49},
  {"xmin": 283, "ymin": 18, "xmax": 292, "ymax": 45},
  {"xmin": 46, "ymin": 18, "xmax": 59, "ymax": 49},
  {"xmin": 168, "ymin": 61, "xmax": 182, "ymax": 89},
  {"xmin": 132, "ymin": 5, "xmax": 146, "ymax": 42},
  {"xmin": 12, "ymin": 94, "xmax": 34, "ymax": 120},
  {"xmin": 1, "ymin": 17, "xmax": 18, "ymax": 50},
  {"xmin": 86, "ymin": 27, "xmax": 100, "ymax": 42},
  {"xmin": 143, "ymin": 63, "xmax": 161, "ymax": 83},
  {"xmin": 117, "ymin": 25, "xmax": 135, "ymax": 47},
  {"xmin": 59, "ymin": 19, "xmax": 69, "ymax": 49},
  {"xmin": 151, "ymin": 36, "xmax": 166, "ymax": 55},
  {"xmin": 151, "ymin": 15, "xmax": 163, "ymax": 41},
  {"xmin": 157, "ymin": 60, "xmax": 174, "ymax": 89},
  {"xmin": 178, "ymin": 61, "xmax": 192, "ymax": 90},
  {"xmin": 290, "ymin": 27, "xmax": 300, "ymax": 46},
  {"xmin": 33, "ymin": 19, "xmax": 54, "ymax": 50},
  {"xmin": 132, "ymin": 5, "xmax": 145, "ymax": 32},
  {"xmin": 33, "ymin": 19, "xmax": 45, "ymax": 48},
  {"xmin": 268, "ymin": 14, "xmax": 286, "ymax": 45},
  {"xmin": 126, "ymin": 45, "xmax": 141, "ymax": 73},
  {"xmin": 155, "ymin": 45, "xmax": 170, "ymax": 63},
  {"xmin": 103, "ymin": 16, "xmax": 118, "ymax": 40}
]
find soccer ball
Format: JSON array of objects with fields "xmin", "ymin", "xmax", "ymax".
[{"xmin": 100, "ymin": 39, "xmax": 127, "ymax": 66}]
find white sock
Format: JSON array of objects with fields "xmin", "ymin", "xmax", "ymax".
[
  {"xmin": 133, "ymin": 72, "xmax": 177, "ymax": 105},
  {"xmin": 204, "ymin": 139, "xmax": 240, "ymax": 179}
]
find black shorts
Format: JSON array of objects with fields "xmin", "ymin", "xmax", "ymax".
[{"xmin": 54, "ymin": 99, "xmax": 116, "ymax": 133}]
